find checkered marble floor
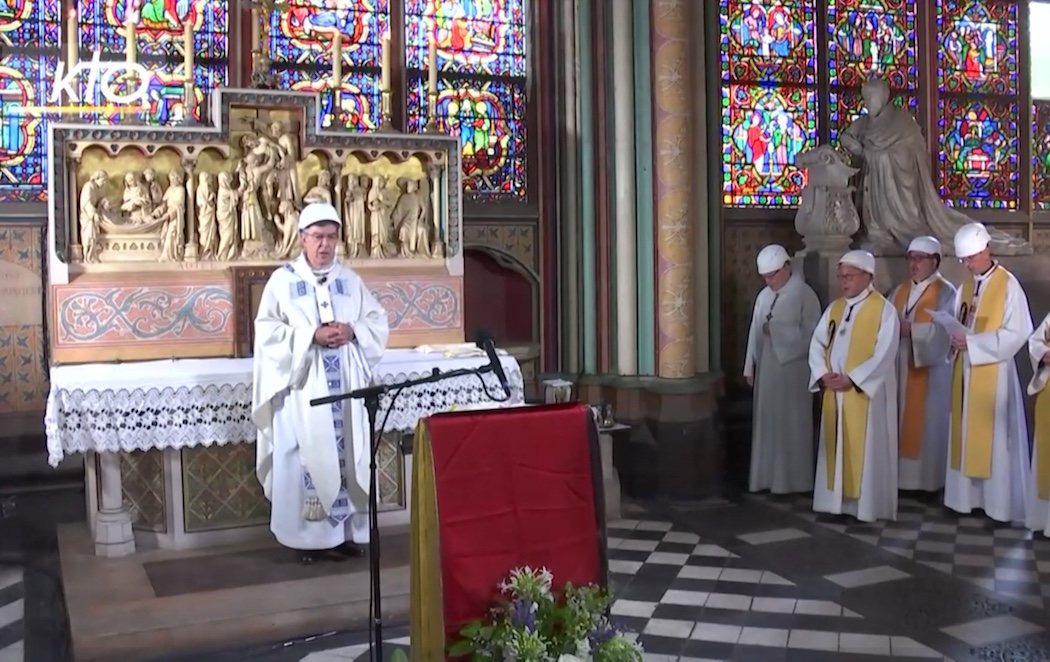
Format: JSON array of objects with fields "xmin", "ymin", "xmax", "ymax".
[
  {"xmin": 0, "ymin": 567, "xmax": 23, "ymax": 662},
  {"xmin": 755, "ymin": 493, "xmax": 1050, "ymax": 610}
]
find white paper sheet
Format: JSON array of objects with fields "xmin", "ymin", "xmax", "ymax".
[{"xmin": 927, "ymin": 308, "xmax": 970, "ymax": 336}]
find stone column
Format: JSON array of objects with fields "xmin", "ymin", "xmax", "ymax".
[
  {"xmin": 183, "ymin": 158, "xmax": 198, "ymax": 260},
  {"xmin": 95, "ymin": 453, "xmax": 135, "ymax": 557},
  {"xmin": 612, "ymin": 0, "xmax": 637, "ymax": 375},
  {"xmin": 652, "ymin": 0, "xmax": 696, "ymax": 378}
]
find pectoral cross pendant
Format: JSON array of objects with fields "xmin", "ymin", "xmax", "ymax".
[{"xmin": 320, "ymin": 301, "xmax": 330, "ymax": 309}]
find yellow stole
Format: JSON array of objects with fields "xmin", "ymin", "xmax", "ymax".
[
  {"xmin": 891, "ymin": 279, "xmax": 943, "ymax": 459},
  {"xmin": 950, "ymin": 266, "xmax": 1009, "ymax": 479},
  {"xmin": 821, "ymin": 292, "xmax": 884, "ymax": 499},
  {"xmin": 1035, "ymin": 328, "xmax": 1050, "ymax": 499}
]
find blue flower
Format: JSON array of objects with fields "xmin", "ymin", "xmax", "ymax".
[{"xmin": 510, "ymin": 598, "xmax": 537, "ymax": 631}]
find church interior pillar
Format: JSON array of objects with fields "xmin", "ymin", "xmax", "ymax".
[
  {"xmin": 558, "ymin": 0, "xmax": 581, "ymax": 374},
  {"xmin": 576, "ymin": 0, "xmax": 597, "ymax": 375},
  {"xmin": 652, "ymin": 0, "xmax": 696, "ymax": 378},
  {"xmin": 612, "ymin": 0, "xmax": 638, "ymax": 376},
  {"xmin": 633, "ymin": 0, "xmax": 657, "ymax": 376}
]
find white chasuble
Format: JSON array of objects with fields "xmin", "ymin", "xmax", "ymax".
[
  {"xmin": 743, "ymin": 274, "xmax": 822, "ymax": 494},
  {"xmin": 889, "ymin": 274, "xmax": 957, "ymax": 491},
  {"xmin": 945, "ymin": 265, "xmax": 1031, "ymax": 524},
  {"xmin": 1025, "ymin": 313, "xmax": 1050, "ymax": 535},
  {"xmin": 252, "ymin": 257, "xmax": 390, "ymax": 550},
  {"xmin": 808, "ymin": 287, "xmax": 900, "ymax": 522}
]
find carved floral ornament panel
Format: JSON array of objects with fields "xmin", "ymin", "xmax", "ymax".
[{"xmin": 50, "ymin": 89, "xmax": 464, "ymax": 269}]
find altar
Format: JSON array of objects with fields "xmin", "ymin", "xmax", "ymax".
[{"xmin": 45, "ymin": 350, "xmax": 525, "ymax": 556}]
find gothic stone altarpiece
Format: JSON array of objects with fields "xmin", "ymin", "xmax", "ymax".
[
  {"xmin": 48, "ymin": 89, "xmax": 464, "ymax": 364},
  {"xmin": 46, "ymin": 90, "xmax": 464, "ymax": 539}
]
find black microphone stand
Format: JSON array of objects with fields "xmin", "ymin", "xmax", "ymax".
[{"xmin": 310, "ymin": 363, "xmax": 510, "ymax": 662}]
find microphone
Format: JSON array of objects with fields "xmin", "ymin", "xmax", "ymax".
[{"xmin": 474, "ymin": 329, "xmax": 512, "ymax": 398}]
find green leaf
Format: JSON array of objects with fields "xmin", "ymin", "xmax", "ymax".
[
  {"xmin": 459, "ymin": 621, "xmax": 483, "ymax": 637},
  {"xmin": 448, "ymin": 640, "xmax": 474, "ymax": 658},
  {"xmin": 479, "ymin": 625, "xmax": 495, "ymax": 639},
  {"xmin": 389, "ymin": 649, "xmax": 409, "ymax": 662}
]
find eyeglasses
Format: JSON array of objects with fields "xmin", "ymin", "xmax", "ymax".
[{"xmin": 303, "ymin": 232, "xmax": 339, "ymax": 244}]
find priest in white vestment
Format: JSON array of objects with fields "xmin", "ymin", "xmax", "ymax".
[
  {"xmin": 944, "ymin": 223, "xmax": 1031, "ymax": 524},
  {"xmin": 809, "ymin": 250, "xmax": 900, "ymax": 522},
  {"xmin": 252, "ymin": 202, "xmax": 390, "ymax": 564},
  {"xmin": 743, "ymin": 244, "xmax": 822, "ymax": 494},
  {"xmin": 1025, "ymin": 312, "xmax": 1050, "ymax": 535},
  {"xmin": 888, "ymin": 236, "xmax": 956, "ymax": 493}
]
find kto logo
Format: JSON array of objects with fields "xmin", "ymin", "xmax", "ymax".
[{"xmin": 1, "ymin": 50, "xmax": 157, "ymax": 114}]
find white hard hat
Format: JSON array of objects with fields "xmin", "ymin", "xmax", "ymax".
[
  {"xmin": 839, "ymin": 249, "xmax": 876, "ymax": 275},
  {"xmin": 298, "ymin": 202, "xmax": 342, "ymax": 230},
  {"xmin": 954, "ymin": 223, "xmax": 991, "ymax": 258},
  {"xmin": 756, "ymin": 244, "xmax": 790, "ymax": 275},
  {"xmin": 907, "ymin": 236, "xmax": 941, "ymax": 256}
]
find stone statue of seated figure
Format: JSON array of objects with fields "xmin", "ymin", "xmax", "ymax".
[{"xmin": 840, "ymin": 76, "xmax": 1031, "ymax": 256}]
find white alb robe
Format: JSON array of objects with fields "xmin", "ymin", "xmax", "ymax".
[
  {"xmin": 889, "ymin": 274, "xmax": 957, "ymax": 491},
  {"xmin": 808, "ymin": 287, "xmax": 900, "ymax": 522},
  {"xmin": 252, "ymin": 256, "xmax": 390, "ymax": 550},
  {"xmin": 743, "ymin": 273, "xmax": 821, "ymax": 493},
  {"xmin": 1024, "ymin": 313, "xmax": 1050, "ymax": 534},
  {"xmin": 944, "ymin": 265, "xmax": 1032, "ymax": 524}
]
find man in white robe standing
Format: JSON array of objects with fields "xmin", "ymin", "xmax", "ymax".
[
  {"xmin": 743, "ymin": 244, "xmax": 821, "ymax": 494},
  {"xmin": 252, "ymin": 202, "xmax": 391, "ymax": 564},
  {"xmin": 887, "ymin": 236, "xmax": 956, "ymax": 494},
  {"xmin": 1024, "ymin": 312, "xmax": 1050, "ymax": 535},
  {"xmin": 809, "ymin": 250, "xmax": 900, "ymax": 522},
  {"xmin": 944, "ymin": 222, "xmax": 1031, "ymax": 524}
]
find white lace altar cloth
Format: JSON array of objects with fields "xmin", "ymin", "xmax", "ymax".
[{"xmin": 44, "ymin": 349, "xmax": 525, "ymax": 467}]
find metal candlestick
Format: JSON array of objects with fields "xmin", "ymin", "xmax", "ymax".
[
  {"xmin": 379, "ymin": 89, "xmax": 393, "ymax": 131},
  {"xmin": 424, "ymin": 90, "xmax": 441, "ymax": 133}
]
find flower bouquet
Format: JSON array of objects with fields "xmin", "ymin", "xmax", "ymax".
[{"xmin": 448, "ymin": 566, "xmax": 643, "ymax": 662}]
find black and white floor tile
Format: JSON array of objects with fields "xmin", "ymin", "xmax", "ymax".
[
  {"xmin": 757, "ymin": 493, "xmax": 1050, "ymax": 610},
  {"xmin": 0, "ymin": 567, "xmax": 24, "ymax": 662}
]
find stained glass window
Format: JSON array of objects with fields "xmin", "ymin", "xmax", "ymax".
[
  {"xmin": 828, "ymin": 0, "xmax": 917, "ymax": 89},
  {"xmin": 404, "ymin": 0, "xmax": 529, "ymax": 200},
  {"xmin": 268, "ymin": 0, "xmax": 388, "ymax": 132},
  {"xmin": 75, "ymin": 0, "xmax": 229, "ymax": 125},
  {"xmin": 0, "ymin": 0, "xmax": 62, "ymax": 202},
  {"xmin": 1034, "ymin": 102, "xmax": 1050, "ymax": 210},
  {"xmin": 937, "ymin": 97, "xmax": 1018, "ymax": 209},
  {"xmin": 722, "ymin": 85, "xmax": 817, "ymax": 206},
  {"xmin": 937, "ymin": 0, "xmax": 1018, "ymax": 96},
  {"xmin": 719, "ymin": 0, "xmax": 818, "ymax": 207}
]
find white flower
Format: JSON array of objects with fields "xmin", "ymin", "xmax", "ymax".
[{"xmin": 557, "ymin": 656, "xmax": 584, "ymax": 662}]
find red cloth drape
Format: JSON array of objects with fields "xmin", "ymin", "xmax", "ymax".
[{"xmin": 425, "ymin": 404, "xmax": 603, "ymax": 643}]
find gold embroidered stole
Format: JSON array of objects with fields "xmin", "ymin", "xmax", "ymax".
[
  {"xmin": 1035, "ymin": 326, "xmax": 1050, "ymax": 499},
  {"xmin": 821, "ymin": 293, "xmax": 884, "ymax": 499},
  {"xmin": 950, "ymin": 266, "xmax": 1009, "ymax": 479},
  {"xmin": 892, "ymin": 280, "xmax": 943, "ymax": 459}
]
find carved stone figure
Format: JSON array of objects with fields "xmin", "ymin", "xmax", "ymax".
[
  {"xmin": 841, "ymin": 76, "xmax": 1031, "ymax": 256},
  {"xmin": 274, "ymin": 199, "xmax": 300, "ymax": 259},
  {"xmin": 121, "ymin": 172, "xmax": 155, "ymax": 225},
  {"xmin": 367, "ymin": 175, "xmax": 397, "ymax": 258},
  {"xmin": 196, "ymin": 172, "xmax": 218, "ymax": 260},
  {"xmin": 155, "ymin": 169, "xmax": 187, "ymax": 262},
  {"xmin": 237, "ymin": 152, "xmax": 274, "ymax": 248},
  {"xmin": 142, "ymin": 168, "xmax": 163, "ymax": 208},
  {"xmin": 78, "ymin": 170, "xmax": 110, "ymax": 263},
  {"xmin": 216, "ymin": 171, "xmax": 240, "ymax": 261},
  {"xmin": 303, "ymin": 170, "xmax": 333, "ymax": 205},
  {"xmin": 343, "ymin": 174, "xmax": 368, "ymax": 258},
  {"xmin": 392, "ymin": 177, "xmax": 432, "ymax": 258},
  {"xmin": 795, "ymin": 145, "xmax": 860, "ymax": 253}
]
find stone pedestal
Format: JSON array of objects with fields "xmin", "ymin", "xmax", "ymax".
[
  {"xmin": 798, "ymin": 249, "xmax": 849, "ymax": 306},
  {"xmin": 598, "ymin": 425, "xmax": 627, "ymax": 522},
  {"xmin": 94, "ymin": 452, "xmax": 136, "ymax": 558}
]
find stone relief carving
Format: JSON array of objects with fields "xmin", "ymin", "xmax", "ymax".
[
  {"xmin": 67, "ymin": 117, "xmax": 450, "ymax": 266},
  {"xmin": 794, "ymin": 144, "xmax": 860, "ymax": 253}
]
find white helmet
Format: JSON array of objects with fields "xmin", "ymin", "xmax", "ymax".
[
  {"xmin": 298, "ymin": 202, "xmax": 342, "ymax": 230},
  {"xmin": 756, "ymin": 244, "xmax": 789, "ymax": 276},
  {"xmin": 953, "ymin": 223, "xmax": 991, "ymax": 258}
]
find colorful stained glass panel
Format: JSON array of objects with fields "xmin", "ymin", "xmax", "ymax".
[
  {"xmin": 721, "ymin": 84, "xmax": 817, "ymax": 207},
  {"xmin": 1034, "ymin": 101, "xmax": 1050, "ymax": 210},
  {"xmin": 0, "ymin": 0, "xmax": 61, "ymax": 203},
  {"xmin": 74, "ymin": 0, "xmax": 228, "ymax": 126},
  {"xmin": 938, "ymin": 96, "xmax": 1018, "ymax": 209},
  {"xmin": 827, "ymin": 0, "xmax": 917, "ymax": 90},
  {"xmin": 720, "ymin": 0, "xmax": 818, "ymax": 85},
  {"xmin": 269, "ymin": 0, "xmax": 388, "ymax": 131},
  {"xmin": 829, "ymin": 88, "xmax": 917, "ymax": 142},
  {"xmin": 407, "ymin": 75, "xmax": 526, "ymax": 198},
  {"xmin": 936, "ymin": 0, "xmax": 1018, "ymax": 96},
  {"xmin": 404, "ymin": 0, "xmax": 527, "ymax": 77}
]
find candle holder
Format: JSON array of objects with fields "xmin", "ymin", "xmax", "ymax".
[
  {"xmin": 379, "ymin": 89, "xmax": 393, "ymax": 131},
  {"xmin": 424, "ymin": 90, "xmax": 441, "ymax": 133},
  {"xmin": 250, "ymin": 50, "xmax": 276, "ymax": 89},
  {"xmin": 120, "ymin": 71, "xmax": 146, "ymax": 125},
  {"xmin": 181, "ymin": 81, "xmax": 198, "ymax": 126}
]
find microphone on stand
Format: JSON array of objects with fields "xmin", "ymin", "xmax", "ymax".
[{"xmin": 474, "ymin": 329, "xmax": 512, "ymax": 398}]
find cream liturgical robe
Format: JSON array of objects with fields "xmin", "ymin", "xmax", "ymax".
[
  {"xmin": 1024, "ymin": 314, "xmax": 1050, "ymax": 534},
  {"xmin": 808, "ymin": 287, "xmax": 900, "ymax": 522},
  {"xmin": 945, "ymin": 264, "xmax": 1032, "ymax": 524},
  {"xmin": 252, "ymin": 256, "xmax": 390, "ymax": 550},
  {"xmin": 888, "ymin": 274, "xmax": 957, "ymax": 491},
  {"xmin": 743, "ymin": 273, "xmax": 821, "ymax": 493}
]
